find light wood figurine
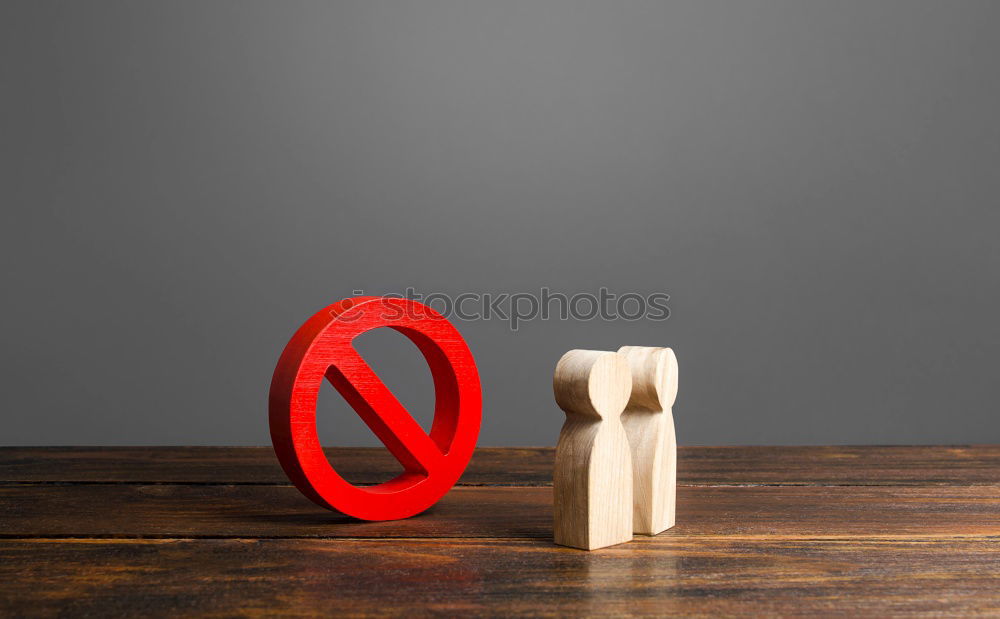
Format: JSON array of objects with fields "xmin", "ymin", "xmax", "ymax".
[
  {"xmin": 552, "ymin": 349, "xmax": 634, "ymax": 550},
  {"xmin": 618, "ymin": 346, "xmax": 679, "ymax": 536}
]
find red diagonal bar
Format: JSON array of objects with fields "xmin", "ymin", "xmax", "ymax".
[{"xmin": 324, "ymin": 346, "xmax": 444, "ymax": 475}]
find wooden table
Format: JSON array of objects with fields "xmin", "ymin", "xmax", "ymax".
[{"xmin": 1, "ymin": 446, "xmax": 998, "ymax": 616}]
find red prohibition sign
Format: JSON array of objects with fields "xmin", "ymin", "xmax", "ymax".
[{"xmin": 269, "ymin": 296, "xmax": 482, "ymax": 521}]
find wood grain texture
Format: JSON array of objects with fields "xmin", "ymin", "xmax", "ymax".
[
  {"xmin": 2, "ymin": 538, "xmax": 998, "ymax": 617},
  {"xmin": 3, "ymin": 445, "xmax": 997, "ymax": 486},
  {"xmin": 1, "ymin": 447, "xmax": 997, "ymax": 616},
  {"xmin": 1, "ymin": 484, "xmax": 998, "ymax": 539},
  {"xmin": 0, "ymin": 447, "xmax": 555, "ymax": 485}
]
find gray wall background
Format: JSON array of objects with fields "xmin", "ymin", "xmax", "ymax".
[{"xmin": 3, "ymin": 0, "xmax": 999, "ymax": 446}]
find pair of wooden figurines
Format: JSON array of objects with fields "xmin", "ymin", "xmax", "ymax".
[{"xmin": 553, "ymin": 346, "xmax": 679, "ymax": 550}]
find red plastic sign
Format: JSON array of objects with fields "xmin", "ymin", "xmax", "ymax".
[{"xmin": 269, "ymin": 297, "xmax": 482, "ymax": 520}]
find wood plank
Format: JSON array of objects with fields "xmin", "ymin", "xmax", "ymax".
[
  {"xmin": 684, "ymin": 445, "xmax": 1000, "ymax": 486},
  {"xmin": 1, "ymin": 538, "xmax": 997, "ymax": 617},
  {"xmin": 1, "ymin": 484, "xmax": 997, "ymax": 539},
  {"xmin": 1, "ymin": 445, "xmax": 997, "ymax": 486},
  {"xmin": 0, "ymin": 447, "xmax": 554, "ymax": 486}
]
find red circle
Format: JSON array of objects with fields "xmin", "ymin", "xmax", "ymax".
[{"xmin": 269, "ymin": 297, "xmax": 482, "ymax": 520}]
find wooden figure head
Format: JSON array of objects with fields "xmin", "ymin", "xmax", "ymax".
[
  {"xmin": 553, "ymin": 350, "xmax": 632, "ymax": 422},
  {"xmin": 617, "ymin": 346, "xmax": 678, "ymax": 412}
]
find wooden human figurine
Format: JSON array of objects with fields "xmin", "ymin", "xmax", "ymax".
[
  {"xmin": 552, "ymin": 350, "xmax": 634, "ymax": 550},
  {"xmin": 618, "ymin": 346, "xmax": 679, "ymax": 536}
]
